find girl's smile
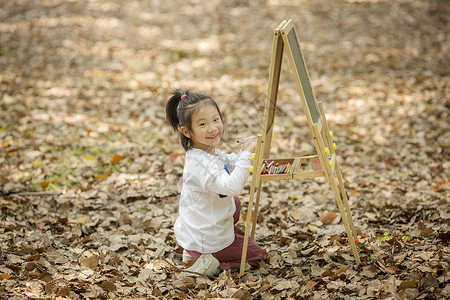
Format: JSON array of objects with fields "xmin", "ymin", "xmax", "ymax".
[{"xmin": 207, "ymin": 133, "xmax": 220, "ymax": 140}]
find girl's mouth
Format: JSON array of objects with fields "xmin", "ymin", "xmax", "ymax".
[{"xmin": 208, "ymin": 133, "xmax": 219, "ymax": 140}]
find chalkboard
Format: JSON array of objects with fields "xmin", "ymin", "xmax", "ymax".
[{"xmin": 284, "ymin": 25, "xmax": 320, "ymax": 124}]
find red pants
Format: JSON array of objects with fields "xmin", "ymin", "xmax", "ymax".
[{"xmin": 186, "ymin": 196, "xmax": 264, "ymax": 270}]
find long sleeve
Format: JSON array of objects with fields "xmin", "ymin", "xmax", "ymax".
[
  {"xmin": 204, "ymin": 151, "xmax": 252, "ymax": 195},
  {"xmin": 218, "ymin": 151, "xmax": 240, "ymax": 171}
]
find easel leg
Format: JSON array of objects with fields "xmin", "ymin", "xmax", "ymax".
[
  {"xmin": 239, "ymin": 181, "xmax": 256, "ymax": 275},
  {"xmin": 315, "ymin": 104, "xmax": 360, "ymax": 264},
  {"xmin": 335, "ymin": 163, "xmax": 358, "ymax": 241},
  {"xmin": 329, "ymin": 172, "xmax": 361, "ymax": 265},
  {"xmin": 251, "ymin": 181, "xmax": 262, "ymax": 240},
  {"xmin": 240, "ymin": 135, "xmax": 264, "ymax": 275}
]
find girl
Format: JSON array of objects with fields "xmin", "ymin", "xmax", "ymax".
[{"xmin": 166, "ymin": 89, "xmax": 264, "ymax": 278}]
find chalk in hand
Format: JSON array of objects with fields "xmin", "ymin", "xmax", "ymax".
[{"xmin": 236, "ymin": 140, "xmax": 245, "ymax": 144}]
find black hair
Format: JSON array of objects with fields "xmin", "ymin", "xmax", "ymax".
[{"xmin": 166, "ymin": 89, "xmax": 223, "ymax": 151}]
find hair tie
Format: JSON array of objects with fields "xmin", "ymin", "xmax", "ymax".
[{"xmin": 181, "ymin": 94, "xmax": 187, "ymax": 100}]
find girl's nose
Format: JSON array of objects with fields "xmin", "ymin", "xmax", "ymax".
[{"xmin": 208, "ymin": 124, "xmax": 217, "ymax": 131}]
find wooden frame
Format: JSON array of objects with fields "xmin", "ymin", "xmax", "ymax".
[{"xmin": 240, "ymin": 19, "xmax": 360, "ymax": 275}]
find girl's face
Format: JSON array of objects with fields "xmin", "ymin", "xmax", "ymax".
[{"xmin": 181, "ymin": 104, "xmax": 223, "ymax": 155}]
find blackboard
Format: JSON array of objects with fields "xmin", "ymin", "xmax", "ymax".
[{"xmin": 285, "ymin": 26, "xmax": 320, "ymax": 124}]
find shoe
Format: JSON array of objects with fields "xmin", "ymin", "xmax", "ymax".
[
  {"xmin": 182, "ymin": 250, "xmax": 196, "ymax": 264},
  {"xmin": 179, "ymin": 253, "xmax": 220, "ymax": 279}
]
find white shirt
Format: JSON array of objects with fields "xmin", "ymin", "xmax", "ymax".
[{"xmin": 174, "ymin": 148, "xmax": 252, "ymax": 253}]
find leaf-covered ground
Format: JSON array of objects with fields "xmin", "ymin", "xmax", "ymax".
[{"xmin": 0, "ymin": 0, "xmax": 449, "ymax": 299}]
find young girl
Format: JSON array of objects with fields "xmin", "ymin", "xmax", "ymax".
[{"xmin": 166, "ymin": 89, "xmax": 264, "ymax": 278}]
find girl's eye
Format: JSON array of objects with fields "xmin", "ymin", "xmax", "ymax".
[{"xmin": 214, "ymin": 118, "xmax": 220, "ymax": 122}]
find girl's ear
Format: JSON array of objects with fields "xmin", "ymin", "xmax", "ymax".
[{"xmin": 180, "ymin": 126, "xmax": 191, "ymax": 138}]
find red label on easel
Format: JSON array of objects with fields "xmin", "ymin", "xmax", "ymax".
[{"xmin": 314, "ymin": 159, "xmax": 322, "ymax": 171}]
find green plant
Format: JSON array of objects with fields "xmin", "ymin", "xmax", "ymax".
[
  {"xmin": 5, "ymin": 208, "xmax": 16, "ymax": 216},
  {"xmin": 370, "ymin": 254, "xmax": 380, "ymax": 263},
  {"xmin": 377, "ymin": 232, "xmax": 394, "ymax": 242},
  {"xmin": 402, "ymin": 235, "xmax": 412, "ymax": 241}
]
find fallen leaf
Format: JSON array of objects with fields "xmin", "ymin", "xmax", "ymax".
[
  {"xmin": 98, "ymin": 280, "xmax": 117, "ymax": 292},
  {"xmin": 419, "ymin": 274, "xmax": 437, "ymax": 290},
  {"xmin": 231, "ymin": 289, "xmax": 252, "ymax": 300},
  {"xmin": 83, "ymin": 154, "xmax": 97, "ymax": 162},
  {"xmin": 26, "ymin": 254, "xmax": 40, "ymax": 261},
  {"xmin": 25, "ymin": 262, "xmax": 38, "ymax": 271},
  {"xmin": 111, "ymin": 154, "xmax": 123, "ymax": 164},
  {"xmin": 361, "ymin": 266, "xmax": 378, "ymax": 278},
  {"xmin": 81, "ymin": 255, "xmax": 99, "ymax": 269},
  {"xmin": 39, "ymin": 272, "xmax": 53, "ymax": 282},
  {"xmin": 280, "ymin": 236, "xmax": 292, "ymax": 246},
  {"xmin": 420, "ymin": 227, "xmax": 434, "ymax": 237},
  {"xmin": 40, "ymin": 181, "xmax": 50, "ymax": 188},
  {"xmin": 96, "ymin": 174, "xmax": 107, "ymax": 181},
  {"xmin": 385, "ymin": 266, "xmax": 400, "ymax": 274},
  {"xmin": 330, "ymin": 235, "xmax": 345, "ymax": 243},
  {"xmin": 306, "ymin": 280, "xmax": 318, "ymax": 290},
  {"xmin": 70, "ymin": 217, "xmax": 85, "ymax": 224},
  {"xmin": 320, "ymin": 211, "xmax": 337, "ymax": 225},
  {"xmin": 307, "ymin": 224, "xmax": 320, "ymax": 232},
  {"xmin": 173, "ymin": 277, "xmax": 195, "ymax": 290},
  {"xmin": 398, "ymin": 172, "xmax": 409, "ymax": 179},
  {"xmin": 56, "ymin": 287, "xmax": 71, "ymax": 297},
  {"xmin": 398, "ymin": 280, "xmax": 417, "ymax": 291}
]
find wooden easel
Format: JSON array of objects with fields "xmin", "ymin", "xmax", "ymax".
[{"xmin": 240, "ymin": 19, "xmax": 360, "ymax": 275}]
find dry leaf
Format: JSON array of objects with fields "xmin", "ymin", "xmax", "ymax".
[
  {"xmin": 26, "ymin": 254, "xmax": 40, "ymax": 261},
  {"xmin": 361, "ymin": 266, "xmax": 378, "ymax": 278},
  {"xmin": 320, "ymin": 211, "xmax": 337, "ymax": 225},
  {"xmin": 385, "ymin": 266, "xmax": 400, "ymax": 274},
  {"xmin": 111, "ymin": 154, "xmax": 123, "ymax": 164},
  {"xmin": 40, "ymin": 181, "xmax": 50, "ymax": 188},
  {"xmin": 231, "ymin": 289, "xmax": 252, "ymax": 300},
  {"xmin": 98, "ymin": 280, "xmax": 117, "ymax": 292},
  {"xmin": 419, "ymin": 275, "xmax": 437, "ymax": 290},
  {"xmin": 398, "ymin": 280, "xmax": 418, "ymax": 291},
  {"xmin": 56, "ymin": 287, "xmax": 71, "ymax": 297},
  {"xmin": 420, "ymin": 227, "xmax": 434, "ymax": 237},
  {"xmin": 306, "ymin": 280, "xmax": 318, "ymax": 290},
  {"xmin": 81, "ymin": 255, "xmax": 99, "ymax": 269}
]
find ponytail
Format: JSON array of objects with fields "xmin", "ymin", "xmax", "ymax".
[
  {"xmin": 166, "ymin": 89, "xmax": 223, "ymax": 151},
  {"xmin": 166, "ymin": 89, "xmax": 185, "ymax": 132}
]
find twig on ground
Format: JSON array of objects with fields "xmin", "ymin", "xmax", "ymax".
[
  {"xmin": 159, "ymin": 255, "xmax": 203, "ymax": 276},
  {"xmin": 9, "ymin": 191, "xmax": 61, "ymax": 196}
]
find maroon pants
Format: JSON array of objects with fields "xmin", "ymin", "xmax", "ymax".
[{"xmin": 186, "ymin": 196, "xmax": 263, "ymax": 270}]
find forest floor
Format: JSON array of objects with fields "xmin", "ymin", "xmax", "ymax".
[{"xmin": 0, "ymin": 0, "xmax": 449, "ymax": 299}]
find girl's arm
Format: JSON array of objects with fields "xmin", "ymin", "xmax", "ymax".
[
  {"xmin": 220, "ymin": 136, "xmax": 256, "ymax": 170},
  {"xmin": 219, "ymin": 151, "xmax": 239, "ymax": 170},
  {"xmin": 205, "ymin": 151, "xmax": 252, "ymax": 196}
]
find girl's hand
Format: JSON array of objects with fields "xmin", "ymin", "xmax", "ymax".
[{"xmin": 241, "ymin": 136, "xmax": 257, "ymax": 153}]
